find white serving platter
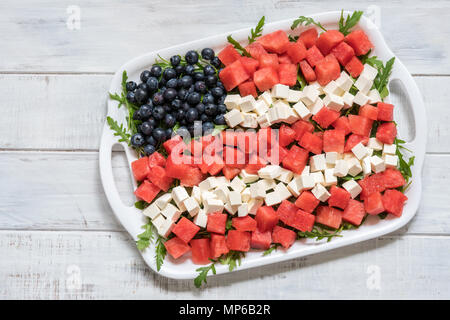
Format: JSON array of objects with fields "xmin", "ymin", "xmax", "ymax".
[{"xmin": 99, "ymin": 11, "xmax": 426, "ymax": 280}]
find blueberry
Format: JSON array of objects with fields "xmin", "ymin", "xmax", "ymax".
[
  {"xmin": 175, "ymin": 109, "xmax": 185, "ymax": 120},
  {"xmin": 165, "ymin": 128, "xmax": 173, "ymax": 140},
  {"xmin": 202, "ymin": 93, "xmax": 215, "ymax": 105},
  {"xmin": 153, "ymin": 106, "xmax": 166, "ymax": 120},
  {"xmin": 140, "ymin": 121, "xmax": 153, "ymax": 135},
  {"xmin": 146, "ymin": 77, "xmax": 159, "ymax": 91},
  {"xmin": 203, "ymin": 65, "xmax": 216, "ymax": 76},
  {"xmin": 126, "ymin": 91, "xmax": 136, "ymax": 104},
  {"xmin": 201, "ymin": 48, "xmax": 215, "ymax": 60},
  {"xmin": 205, "ymin": 75, "xmax": 217, "ymax": 87},
  {"xmin": 194, "ymin": 81, "xmax": 207, "ymax": 94},
  {"xmin": 196, "ymin": 103, "xmax": 205, "ymax": 114},
  {"xmin": 187, "ymin": 124, "xmax": 195, "ymax": 136},
  {"xmin": 152, "ymin": 92, "xmax": 164, "ymax": 105},
  {"xmin": 200, "ymin": 114, "xmax": 209, "ymax": 122},
  {"xmin": 171, "ymin": 98, "xmax": 182, "ymax": 109},
  {"xmin": 158, "ymin": 78, "xmax": 167, "ymax": 88},
  {"xmin": 204, "ymin": 103, "xmax": 217, "ymax": 116},
  {"xmin": 185, "ymin": 65, "xmax": 195, "ymax": 75},
  {"xmin": 166, "ymin": 78, "xmax": 178, "ymax": 89},
  {"xmin": 193, "ymin": 72, "xmax": 205, "ymax": 82},
  {"xmin": 211, "ymin": 87, "xmax": 224, "ymax": 98},
  {"xmin": 188, "ymin": 85, "xmax": 195, "ymax": 93},
  {"xmin": 165, "ymin": 113, "xmax": 176, "ymax": 127},
  {"xmin": 140, "ymin": 70, "xmax": 151, "ymax": 83},
  {"xmin": 170, "ymin": 55, "xmax": 181, "ymax": 67},
  {"xmin": 186, "ymin": 108, "xmax": 199, "ymax": 123},
  {"xmin": 185, "ymin": 50, "xmax": 199, "ymax": 65},
  {"xmin": 152, "ymin": 127, "xmax": 166, "ymax": 142},
  {"xmin": 180, "ymin": 75, "xmax": 193, "ymax": 88},
  {"xmin": 214, "ymin": 114, "xmax": 226, "ymax": 125},
  {"xmin": 146, "ymin": 135, "xmax": 157, "ymax": 146},
  {"xmin": 211, "ymin": 56, "xmax": 221, "ymax": 68},
  {"xmin": 130, "ymin": 133, "xmax": 145, "ymax": 147},
  {"xmin": 163, "ymin": 68, "xmax": 177, "ymax": 80},
  {"xmin": 143, "ymin": 144, "xmax": 156, "ymax": 155},
  {"xmin": 150, "ymin": 65, "xmax": 162, "ymax": 77},
  {"xmin": 202, "ymin": 121, "xmax": 215, "ymax": 134},
  {"xmin": 126, "ymin": 81, "xmax": 137, "ymax": 92},
  {"xmin": 187, "ymin": 92, "xmax": 201, "ymax": 105},
  {"xmin": 163, "ymin": 104, "xmax": 172, "ymax": 113},
  {"xmin": 139, "ymin": 104, "xmax": 152, "ymax": 119},
  {"xmin": 133, "ymin": 109, "xmax": 142, "ymax": 121},
  {"xmin": 177, "ymin": 88, "xmax": 188, "ymax": 101},
  {"xmin": 134, "ymin": 88, "xmax": 148, "ymax": 105},
  {"xmin": 163, "ymin": 88, "xmax": 177, "ymax": 102},
  {"xmin": 216, "ymin": 81, "xmax": 225, "ymax": 89},
  {"xmin": 216, "ymin": 95, "xmax": 226, "ymax": 105},
  {"xmin": 180, "ymin": 119, "xmax": 187, "ymax": 126},
  {"xmin": 217, "ymin": 103, "xmax": 227, "ymax": 114},
  {"xmin": 147, "ymin": 117, "xmax": 157, "ymax": 127},
  {"xmin": 182, "ymin": 102, "xmax": 191, "ymax": 111},
  {"xmin": 175, "ymin": 64, "xmax": 185, "ymax": 76},
  {"xmin": 177, "ymin": 126, "xmax": 189, "ymax": 138},
  {"xmin": 138, "ymin": 83, "xmax": 150, "ymax": 93},
  {"xmin": 159, "ymin": 87, "xmax": 167, "ymax": 94}
]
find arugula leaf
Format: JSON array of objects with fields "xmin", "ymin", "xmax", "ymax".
[
  {"xmin": 248, "ymin": 16, "xmax": 265, "ymax": 43},
  {"xmin": 395, "ymin": 138, "xmax": 415, "ymax": 183},
  {"xmin": 194, "ymin": 262, "xmax": 216, "ymax": 288},
  {"xmin": 106, "ymin": 116, "xmax": 130, "ymax": 144},
  {"xmin": 338, "ymin": 10, "xmax": 364, "ymax": 36},
  {"xmin": 219, "ymin": 250, "xmax": 244, "ymax": 272},
  {"xmin": 136, "ymin": 223, "xmax": 154, "ymax": 251},
  {"xmin": 291, "ymin": 16, "xmax": 327, "ymax": 32},
  {"xmin": 134, "ymin": 200, "xmax": 148, "ymax": 210},
  {"xmin": 364, "ymin": 56, "xmax": 395, "ymax": 99},
  {"xmin": 263, "ymin": 244, "xmax": 280, "ymax": 256},
  {"xmin": 378, "ymin": 212, "xmax": 388, "ymax": 220},
  {"xmin": 289, "ymin": 35, "xmax": 299, "ymax": 42},
  {"xmin": 155, "ymin": 236, "xmax": 167, "ymax": 271},
  {"xmin": 298, "ymin": 225, "xmax": 344, "ymax": 242},
  {"xmin": 212, "ymin": 124, "xmax": 227, "ymax": 136},
  {"xmin": 296, "ymin": 71, "xmax": 307, "ymax": 90},
  {"xmin": 227, "ymin": 35, "xmax": 251, "ymax": 57}
]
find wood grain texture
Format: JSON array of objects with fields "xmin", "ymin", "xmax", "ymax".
[{"xmin": 0, "ymin": 1, "xmax": 449, "ymax": 74}]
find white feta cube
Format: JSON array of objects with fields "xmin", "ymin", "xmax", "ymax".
[
  {"xmin": 274, "ymin": 183, "xmax": 292, "ymax": 201},
  {"xmin": 292, "ymin": 100, "xmax": 312, "ymax": 120},
  {"xmin": 160, "ymin": 203, "xmax": 181, "ymax": 221},
  {"xmin": 362, "ymin": 157, "xmax": 372, "ymax": 176},
  {"xmin": 224, "ymin": 94, "xmax": 241, "ymax": 110},
  {"xmin": 310, "ymin": 154, "xmax": 327, "ymax": 172},
  {"xmin": 224, "ymin": 201, "xmax": 238, "ymax": 215},
  {"xmin": 257, "ymin": 114, "xmax": 271, "ymax": 128},
  {"xmin": 326, "ymin": 152, "xmax": 339, "ymax": 165},
  {"xmin": 298, "ymin": 175, "xmax": 315, "ymax": 190},
  {"xmin": 172, "ymin": 186, "xmax": 189, "ymax": 203},
  {"xmin": 224, "ymin": 109, "xmax": 244, "ymax": 128},
  {"xmin": 301, "ymin": 86, "xmax": 319, "ymax": 106},
  {"xmin": 201, "ymin": 191, "xmax": 217, "ymax": 202},
  {"xmin": 265, "ymin": 191, "xmax": 281, "ymax": 206},
  {"xmin": 287, "ymin": 178, "xmax": 302, "ymax": 197},
  {"xmin": 239, "ymin": 170, "xmax": 259, "ymax": 184},
  {"xmin": 335, "ymin": 71, "xmax": 353, "ymax": 92},
  {"xmin": 241, "ymin": 187, "xmax": 251, "ymax": 202},
  {"xmin": 368, "ymin": 138, "xmax": 383, "ymax": 151},
  {"xmin": 366, "ymin": 147, "xmax": 374, "ymax": 157},
  {"xmin": 257, "ymin": 178, "xmax": 277, "ymax": 191},
  {"xmin": 237, "ymin": 203, "xmax": 249, "ymax": 217},
  {"xmin": 361, "ymin": 63, "xmax": 378, "ymax": 81},
  {"xmin": 323, "ymin": 81, "xmax": 344, "ymax": 96},
  {"xmin": 287, "ymin": 89, "xmax": 303, "ymax": 103},
  {"xmin": 191, "ymin": 186, "xmax": 202, "ymax": 204},
  {"xmin": 324, "ymin": 169, "xmax": 338, "ymax": 187},
  {"xmin": 276, "ymin": 168, "xmax": 294, "ymax": 184},
  {"xmin": 241, "ymin": 112, "xmax": 258, "ymax": 128},
  {"xmin": 249, "ymin": 182, "xmax": 266, "ymax": 199},
  {"xmin": 158, "ymin": 219, "xmax": 175, "ymax": 238},
  {"xmin": 368, "ymin": 89, "xmax": 382, "ymax": 104},
  {"xmin": 230, "ymin": 176, "xmax": 246, "ymax": 193},
  {"xmin": 271, "ymin": 84, "xmax": 290, "ymax": 99},
  {"xmin": 311, "ymin": 183, "xmax": 331, "ymax": 202},
  {"xmin": 334, "ymin": 159, "xmax": 349, "ymax": 177},
  {"xmin": 383, "ymin": 144, "xmax": 397, "ymax": 155},
  {"xmin": 258, "ymin": 165, "xmax": 282, "ymax": 179},
  {"xmin": 143, "ymin": 203, "xmax": 160, "ymax": 219},
  {"xmin": 354, "ymin": 75, "xmax": 373, "ymax": 94},
  {"xmin": 228, "ymin": 191, "xmax": 242, "ymax": 206},
  {"xmin": 259, "ymin": 91, "xmax": 273, "ymax": 106},
  {"xmin": 353, "ymin": 91, "xmax": 370, "ymax": 106},
  {"xmin": 370, "ymin": 155, "xmax": 386, "ymax": 173},
  {"xmin": 309, "ymin": 97, "xmax": 324, "ymax": 115},
  {"xmin": 352, "ymin": 142, "xmax": 369, "ymax": 160},
  {"xmin": 155, "ymin": 193, "xmax": 172, "ymax": 210},
  {"xmin": 342, "ymin": 180, "xmax": 362, "ymax": 199},
  {"xmin": 152, "ymin": 214, "xmax": 165, "ymax": 230},
  {"xmin": 301, "ymin": 166, "xmax": 310, "ymax": 176},
  {"xmin": 323, "ymin": 94, "xmax": 344, "ymax": 112},
  {"xmin": 384, "ymin": 154, "xmax": 398, "ymax": 168},
  {"xmin": 254, "ymin": 100, "xmax": 269, "ymax": 116},
  {"xmin": 342, "ymin": 92, "xmax": 355, "ymax": 109},
  {"xmin": 199, "ymin": 177, "xmax": 217, "ymax": 191},
  {"xmin": 347, "ymin": 158, "xmax": 363, "ymax": 176},
  {"xmin": 204, "ymin": 198, "xmax": 224, "ymax": 214},
  {"xmin": 248, "ymin": 198, "xmax": 263, "ymax": 215},
  {"xmin": 213, "ymin": 186, "xmax": 229, "ymax": 202},
  {"xmin": 240, "ymin": 95, "xmax": 257, "ymax": 112},
  {"xmin": 310, "ymin": 171, "xmax": 325, "ymax": 184},
  {"xmin": 194, "ymin": 210, "xmax": 208, "ymax": 228}
]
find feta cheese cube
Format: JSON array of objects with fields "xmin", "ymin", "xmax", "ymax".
[
  {"xmin": 202, "ymin": 191, "xmax": 217, "ymax": 202},
  {"xmin": 276, "ymin": 168, "xmax": 294, "ymax": 184},
  {"xmin": 204, "ymin": 198, "xmax": 224, "ymax": 214},
  {"xmin": 191, "ymin": 186, "xmax": 202, "ymax": 204},
  {"xmin": 301, "ymin": 86, "xmax": 319, "ymax": 106},
  {"xmin": 193, "ymin": 210, "xmax": 208, "ymax": 228},
  {"xmin": 224, "ymin": 201, "xmax": 238, "ymax": 215},
  {"xmin": 265, "ymin": 191, "xmax": 281, "ymax": 206},
  {"xmin": 240, "ymin": 95, "xmax": 257, "ymax": 112},
  {"xmin": 271, "ymin": 84, "xmax": 290, "ymax": 99},
  {"xmin": 323, "ymin": 94, "xmax": 344, "ymax": 112},
  {"xmin": 267, "ymin": 106, "xmax": 279, "ymax": 124},
  {"xmin": 311, "ymin": 183, "xmax": 331, "ymax": 202},
  {"xmin": 254, "ymin": 100, "xmax": 269, "ymax": 116},
  {"xmin": 310, "ymin": 171, "xmax": 325, "ymax": 184},
  {"xmin": 354, "ymin": 75, "xmax": 373, "ymax": 94},
  {"xmin": 274, "ymin": 183, "xmax": 291, "ymax": 201},
  {"xmin": 292, "ymin": 100, "xmax": 312, "ymax": 120},
  {"xmin": 249, "ymin": 182, "xmax": 266, "ymax": 199},
  {"xmin": 258, "ymin": 165, "xmax": 282, "ymax": 179},
  {"xmin": 335, "ymin": 71, "xmax": 353, "ymax": 92},
  {"xmin": 383, "ymin": 144, "xmax": 397, "ymax": 155},
  {"xmin": 287, "ymin": 89, "xmax": 303, "ymax": 103},
  {"xmin": 347, "ymin": 158, "xmax": 363, "ymax": 176},
  {"xmin": 301, "ymin": 166, "xmax": 310, "ymax": 176},
  {"xmin": 352, "ymin": 142, "xmax": 369, "ymax": 160},
  {"xmin": 238, "ymin": 203, "xmax": 249, "ymax": 217},
  {"xmin": 324, "ymin": 169, "xmax": 338, "ymax": 186},
  {"xmin": 342, "ymin": 92, "xmax": 355, "ymax": 109},
  {"xmin": 309, "ymin": 81, "xmax": 324, "ymax": 95},
  {"xmin": 228, "ymin": 191, "xmax": 242, "ymax": 206},
  {"xmin": 241, "ymin": 112, "xmax": 258, "ymax": 128},
  {"xmin": 241, "ymin": 187, "xmax": 251, "ymax": 202},
  {"xmin": 183, "ymin": 197, "xmax": 199, "ymax": 217},
  {"xmin": 257, "ymin": 114, "xmax": 271, "ymax": 128},
  {"xmin": 257, "ymin": 178, "xmax": 276, "ymax": 191},
  {"xmin": 309, "ymin": 97, "xmax": 324, "ymax": 115},
  {"xmin": 342, "ymin": 180, "xmax": 362, "ymax": 199},
  {"xmin": 161, "ymin": 203, "xmax": 182, "ymax": 221},
  {"xmin": 362, "ymin": 157, "xmax": 372, "ymax": 176},
  {"xmin": 230, "ymin": 176, "xmax": 246, "ymax": 193},
  {"xmin": 143, "ymin": 203, "xmax": 160, "ymax": 219},
  {"xmin": 334, "ymin": 159, "xmax": 349, "ymax": 177},
  {"xmin": 213, "ymin": 186, "xmax": 229, "ymax": 202},
  {"xmin": 224, "ymin": 109, "xmax": 244, "ymax": 128},
  {"xmin": 353, "ymin": 91, "xmax": 370, "ymax": 106},
  {"xmin": 366, "ymin": 147, "xmax": 374, "ymax": 157},
  {"xmin": 384, "ymin": 154, "xmax": 398, "ymax": 168},
  {"xmin": 368, "ymin": 138, "xmax": 383, "ymax": 151},
  {"xmin": 199, "ymin": 177, "xmax": 217, "ymax": 191},
  {"xmin": 239, "ymin": 170, "xmax": 259, "ymax": 184},
  {"xmin": 323, "ymin": 81, "xmax": 344, "ymax": 96},
  {"xmin": 361, "ymin": 63, "xmax": 378, "ymax": 81},
  {"xmin": 370, "ymin": 155, "xmax": 386, "ymax": 173},
  {"xmin": 310, "ymin": 154, "xmax": 327, "ymax": 172},
  {"xmin": 172, "ymin": 186, "xmax": 189, "ymax": 203},
  {"xmin": 155, "ymin": 193, "xmax": 172, "ymax": 210},
  {"xmin": 158, "ymin": 218, "xmax": 174, "ymax": 238},
  {"xmin": 326, "ymin": 152, "xmax": 339, "ymax": 165},
  {"xmin": 224, "ymin": 94, "xmax": 241, "ymax": 110},
  {"xmin": 298, "ymin": 175, "xmax": 315, "ymax": 190},
  {"xmin": 152, "ymin": 214, "xmax": 165, "ymax": 230},
  {"xmin": 248, "ymin": 198, "xmax": 263, "ymax": 215},
  {"xmin": 368, "ymin": 89, "xmax": 382, "ymax": 104},
  {"xmin": 287, "ymin": 178, "xmax": 302, "ymax": 197},
  {"xmin": 259, "ymin": 91, "xmax": 273, "ymax": 106}
]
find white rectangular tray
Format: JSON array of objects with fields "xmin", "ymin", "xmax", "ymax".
[{"xmin": 99, "ymin": 11, "xmax": 426, "ymax": 280}]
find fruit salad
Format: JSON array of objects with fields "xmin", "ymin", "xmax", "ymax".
[{"xmin": 107, "ymin": 10, "xmax": 415, "ymax": 287}]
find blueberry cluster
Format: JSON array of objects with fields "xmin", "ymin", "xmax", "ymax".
[{"xmin": 125, "ymin": 48, "xmax": 226, "ymax": 155}]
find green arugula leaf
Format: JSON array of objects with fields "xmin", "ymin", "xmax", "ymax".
[
  {"xmin": 136, "ymin": 223, "xmax": 154, "ymax": 251},
  {"xmin": 364, "ymin": 56, "xmax": 395, "ymax": 99},
  {"xmin": 291, "ymin": 16, "xmax": 327, "ymax": 32},
  {"xmin": 338, "ymin": 10, "xmax": 364, "ymax": 36},
  {"xmin": 155, "ymin": 236, "xmax": 167, "ymax": 271},
  {"xmin": 289, "ymin": 35, "xmax": 299, "ymax": 42},
  {"xmin": 219, "ymin": 250, "xmax": 244, "ymax": 272},
  {"xmin": 248, "ymin": 16, "xmax": 265, "ymax": 43},
  {"xmin": 227, "ymin": 35, "xmax": 251, "ymax": 57},
  {"xmin": 194, "ymin": 262, "xmax": 217, "ymax": 288},
  {"xmin": 298, "ymin": 225, "xmax": 344, "ymax": 242},
  {"xmin": 106, "ymin": 116, "xmax": 130, "ymax": 144},
  {"xmin": 134, "ymin": 200, "xmax": 148, "ymax": 210},
  {"xmin": 212, "ymin": 124, "xmax": 227, "ymax": 136},
  {"xmin": 263, "ymin": 244, "xmax": 281, "ymax": 256},
  {"xmin": 395, "ymin": 138, "xmax": 415, "ymax": 183}
]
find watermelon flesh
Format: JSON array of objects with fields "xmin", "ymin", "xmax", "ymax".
[
  {"xmin": 190, "ymin": 238, "xmax": 212, "ymax": 265},
  {"xmin": 342, "ymin": 199, "xmax": 366, "ymax": 226},
  {"xmin": 272, "ymin": 226, "xmax": 296, "ymax": 249},
  {"xmin": 226, "ymin": 230, "xmax": 251, "ymax": 252},
  {"xmin": 315, "ymin": 206, "xmax": 342, "ymax": 229},
  {"xmin": 256, "ymin": 206, "xmax": 279, "ymax": 232},
  {"xmin": 210, "ymin": 234, "xmax": 229, "ymax": 258},
  {"xmin": 172, "ymin": 217, "xmax": 200, "ymax": 243},
  {"xmin": 164, "ymin": 237, "xmax": 191, "ymax": 259},
  {"xmin": 251, "ymin": 228, "xmax": 272, "ymax": 250},
  {"xmin": 232, "ymin": 215, "xmax": 257, "ymax": 232}
]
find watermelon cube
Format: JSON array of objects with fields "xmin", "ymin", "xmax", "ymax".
[
  {"xmin": 134, "ymin": 180, "xmax": 160, "ymax": 203},
  {"xmin": 312, "ymin": 106, "xmax": 340, "ymax": 128},
  {"xmin": 278, "ymin": 63, "xmax": 298, "ymax": 86},
  {"xmin": 218, "ymin": 44, "xmax": 242, "ymax": 66},
  {"xmin": 172, "ymin": 217, "xmax": 200, "ymax": 243},
  {"xmin": 323, "ymin": 129, "xmax": 345, "ymax": 153},
  {"xmin": 289, "ymin": 209, "xmax": 315, "ymax": 232},
  {"xmin": 332, "ymin": 116, "xmax": 352, "ymax": 135},
  {"xmin": 316, "ymin": 30, "xmax": 344, "ymax": 55},
  {"xmin": 377, "ymin": 102, "xmax": 394, "ymax": 121},
  {"xmin": 299, "ymin": 28, "xmax": 318, "ymax": 49},
  {"xmin": 292, "ymin": 119, "xmax": 315, "ymax": 141},
  {"xmin": 222, "ymin": 166, "xmax": 241, "ymax": 181},
  {"xmin": 219, "ymin": 59, "xmax": 250, "ymax": 91},
  {"xmin": 223, "ymin": 146, "xmax": 246, "ymax": 169},
  {"xmin": 315, "ymin": 56, "xmax": 341, "ymax": 86},
  {"xmin": 364, "ymin": 192, "xmax": 385, "ymax": 215},
  {"xmin": 131, "ymin": 157, "xmax": 150, "ymax": 181},
  {"xmin": 259, "ymin": 53, "xmax": 279, "ymax": 70},
  {"xmin": 256, "ymin": 30, "xmax": 290, "ymax": 54},
  {"xmin": 268, "ymin": 143, "xmax": 289, "ymax": 165},
  {"xmin": 245, "ymin": 153, "xmax": 267, "ymax": 174},
  {"xmin": 237, "ymin": 131, "xmax": 258, "ymax": 154},
  {"xmin": 359, "ymin": 104, "xmax": 379, "ymax": 120},
  {"xmin": 232, "ymin": 215, "xmax": 257, "ymax": 232},
  {"xmin": 180, "ymin": 167, "xmax": 205, "ymax": 187},
  {"xmin": 272, "ymin": 226, "xmax": 296, "ymax": 249},
  {"xmin": 295, "ymin": 191, "xmax": 320, "ymax": 213},
  {"xmin": 210, "ymin": 234, "xmax": 229, "ymax": 258},
  {"xmin": 239, "ymin": 56, "xmax": 259, "ymax": 77},
  {"xmin": 328, "ymin": 185, "xmax": 351, "ymax": 210},
  {"xmin": 279, "ymin": 124, "xmax": 297, "ymax": 147},
  {"xmin": 245, "ymin": 42, "xmax": 267, "ymax": 59},
  {"xmin": 278, "ymin": 52, "xmax": 293, "ymax": 64},
  {"xmin": 164, "ymin": 237, "xmax": 191, "ymax": 259},
  {"xmin": 253, "ymin": 67, "xmax": 279, "ymax": 92},
  {"xmin": 238, "ymin": 80, "xmax": 258, "ymax": 97},
  {"xmin": 345, "ymin": 30, "xmax": 374, "ymax": 56},
  {"xmin": 226, "ymin": 230, "xmax": 251, "ymax": 252},
  {"xmin": 315, "ymin": 206, "xmax": 343, "ymax": 229},
  {"xmin": 148, "ymin": 151, "xmax": 166, "ymax": 168},
  {"xmin": 358, "ymin": 173, "xmax": 386, "ymax": 198},
  {"xmin": 299, "ymin": 131, "xmax": 323, "ymax": 155},
  {"xmin": 299, "ymin": 60, "xmax": 317, "ymax": 82},
  {"xmin": 306, "ymin": 45, "xmax": 324, "ymax": 67},
  {"xmin": 287, "ymin": 41, "xmax": 307, "ymax": 63},
  {"xmin": 207, "ymin": 155, "xmax": 225, "ymax": 175},
  {"xmin": 376, "ymin": 122, "xmax": 397, "ymax": 145},
  {"xmin": 382, "ymin": 189, "xmax": 408, "ymax": 217},
  {"xmin": 342, "ymin": 199, "xmax": 366, "ymax": 226},
  {"xmin": 383, "ymin": 168, "xmax": 406, "ymax": 189},
  {"xmin": 165, "ymin": 153, "xmax": 192, "ymax": 179},
  {"xmin": 147, "ymin": 165, "xmax": 173, "ymax": 192},
  {"xmin": 251, "ymin": 228, "xmax": 272, "ymax": 250},
  {"xmin": 349, "ymin": 114, "xmax": 373, "ymax": 137},
  {"xmin": 344, "ymin": 134, "xmax": 369, "ymax": 152},
  {"xmin": 206, "ymin": 212, "xmax": 227, "ymax": 235},
  {"xmin": 190, "ymin": 238, "xmax": 211, "ymax": 265},
  {"xmin": 256, "ymin": 206, "xmax": 279, "ymax": 232},
  {"xmin": 163, "ymin": 135, "xmax": 186, "ymax": 155},
  {"xmin": 345, "ymin": 56, "xmax": 364, "ymax": 78},
  {"xmin": 281, "ymin": 145, "xmax": 309, "ymax": 174},
  {"xmin": 331, "ymin": 41, "xmax": 355, "ymax": 65},
  {"xmin": 277, "ymin": 200, "xmax": 298, "ymax": 225}
]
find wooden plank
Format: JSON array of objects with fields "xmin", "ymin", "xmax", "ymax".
[
  {"xmin": 0, "ymin": 75, "xmax": 447, "ymax": 152},
  {"xmin": 0, "ymin": 151, "xmax": 448, "ymax": 234},
  {"xmin": 0, "ymin": 230, "xmax": 448, "ymax": 299},
  {"xmin": 0, "ymin": 1, "xmax": 449, "ymax": 74}
]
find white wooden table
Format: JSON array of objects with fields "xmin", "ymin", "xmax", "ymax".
[{"xmin": 1, "ymin": 0, "xmax": 449, "ymax": 299}]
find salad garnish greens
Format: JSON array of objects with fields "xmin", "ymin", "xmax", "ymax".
[
  {"xmin": 227, "ymin": 16, "xmax": 266, "ymax": 57},
  {"xmin": 291, "ymin": 16, "xmax": 327, "ymax": 32},
  {"xmin": 338, "ymin": 10, "xmax": 364, "ymax": 36}
]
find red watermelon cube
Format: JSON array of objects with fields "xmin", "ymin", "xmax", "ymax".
[
  {"xmin": 359, "ymin": 104, "xmax": 379, "ymax": 120},
  {"xmin": 382, "ymin": 189, "xmax": 408, "ymax": 217},
  {"xmin": 245, "ymin": 153, "xmax": 267, "ymax": 174},
  {"xmin": 358, "ymin": 173, "xmax": 386, "ymax": 198},
  {"xmin": 287, "ymin": 41, "xmax": 307, "ymax": 63},
  {"xmin": 131, "ymin": 157, "xmax": 150, "ymax": 181},
  {"xmin": 267, "ymin": 143, "xmax": 289, "ymax": 165},
  {"xmin": 222, "ymin": 166, "xmax": 241, "ymax": 181},
  {"xmin": 210, "ymin": 234, "xmax": 229, "ymax": 258},
  {"xmin": 218, "ymin": 44, "xmax": 242, "ymax": 66},
  {"xmin": 219, "ymin": 59, "xmax": 250, "ymax": 91},
  {"xmin": 257, "ymin": 30, "xmax": 290, "ymax": 54},
  {"xmin": 295, "ymin": 191, "xmax": 319, "ymax": 213},
  {"xmin": 376, "ymin": 122, "xmax": 397, "ymax": 144},
  {"xmin": 134, "ymin": 180, "xmax": 160, "ymax": 203},
  {"xmin": 281, "ymin": 145, "xmax": 309, "ymax": 174},
  {"xmin": 383, "ymin": 168, "xmax": 406, "ymax": 189},
  {"xmin": 226, "ymin": 230, "xmax": 251, "ymax": 252},
  {"xmin": 256, "ymin": 206, "xmax": 279, "ymax": 232},
  {"xmin": 299, "ymin": 28, "xmax": 318, "ymax": 49},
  {"xmin": 180, "ymin": 167, "xmax": 205, "ymax": 187},
  {"xmin": 278, "ymin": 63, "xmax": 297, "ymax": 86},
  {"xmin": 315, "ymin": 206, "xmax": 343, "ymax": 229},
  {"xmin": 278, "ymin": 52, "xmax": 293, "ymax": 64},
  {"xmin": 349, "ymin": 114, "xmax": 373, "ymax": 137},
  {"xmin": 148, "ymin": 151, "xmax": 166, "ymax": 168},
  {"xmin": 277, "ymin": 200, "xmax": 298, "ymax": 225},
  {"xmin": 279, "ymin": 124, "xmax": 297, "ymax": 147},
  {"xmin": 328, "ymin": 185, "xmax": 351, "ymax": 210},
  {"xmin": 272, "ymin": 226, "xmax": 296, "ymax": 249},
  {"xmin": 232, "ymin": 215, "xmax": 257, "ymax": 232},
  {"xmin": 259, "ymin": 53, "xmax": 279, "ymax": 70},
  {"xmin": 312, "ymin": 106, "xmax": 340, "ymax": 128},
  {"xmin": 292, "ymin": 119, "xmax": 315, "ymax": 141},
  {"xmin": 190, "ymin": 238, "xmax": 211, "ymax": 265},
  {"xmin": 238, "ymin": 80, "xmax": 257, "ymax": 97},
  {"xmin": 165, "ymin": 152, "xmax": 192, "ymax": 179},
  {"xmin": 323, "ymin": 129, "xmax": 345, "ymax": 153},
  {"xmin": 316, "ymin": 30, "xmax": 344, "ymax": 55},
  {"xmin": 331, "ymin": 41, "xmax": 355, "ymax": 65},
  {"xmin": 245, "ymin": 42, "xmax": 267, "ymax": 59},
  {"xmin": 206, "ymin": 212, "xmax": 227, "ymax": 235},
  {"xmin": 147, "ymin": 165, "xmax": 173, "ymax": 192},
  {"xmin": 344, "ymin": 134, "xmax": 369, "ymax": 152},
  {"xmin": 172, "ymin": 217, "xmax": 200, "ymax": 243},
  {"xmin": 300, "ymin": 131, "xmax": 323, "ymax": 154},
  {"xmin": 306, "ymin": 45, "xmax": 324, "ymax": 67},
  {"xmin": 377, "ymin": 102, "xmax": 394, "ymax": 121},
  {"xmin": 342, "ymin": 199, "xmax": 366, "ymax": 226},
  {"xmin": 164, "ymin": 237, "xmax": 191, "ymax": 259},
  {"xmin": 299, "ymin": 60, "xmax": 317, "ymax": 82},
  {"xmin": 332, "ymin": 116, "xmax": 352, "ymax": 135},
  {"xmin": 364, "ymin": 192, "xmax": 385, "ymax": 215},
  {"xmin": 253, "ymin": 67, "xmax": 279, "ymax": 92},
  {"xmin": 345, "ymin": 30, "xmax": 374, "ymax": 56},
  {"xmin": 345, "ymin": 56, "xmax": 364, "ymax": 78},
  {"xmin": 315, "ymin": 56, "xmax": 341, "ymax": 86},
  {"xmin": 251, "ymin": 228, "xmax": 272, "ymax": 250},
  {"xmin": 239, "ymin": 56, "xmax": 259, "ymax": 77},
  {"xmin": 289, "ymin": 209, "xmax": 315, "ymax": 232},
  {"xmin": 163, "ymin": 135, "xmax": 186, "ymax": 155}
]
